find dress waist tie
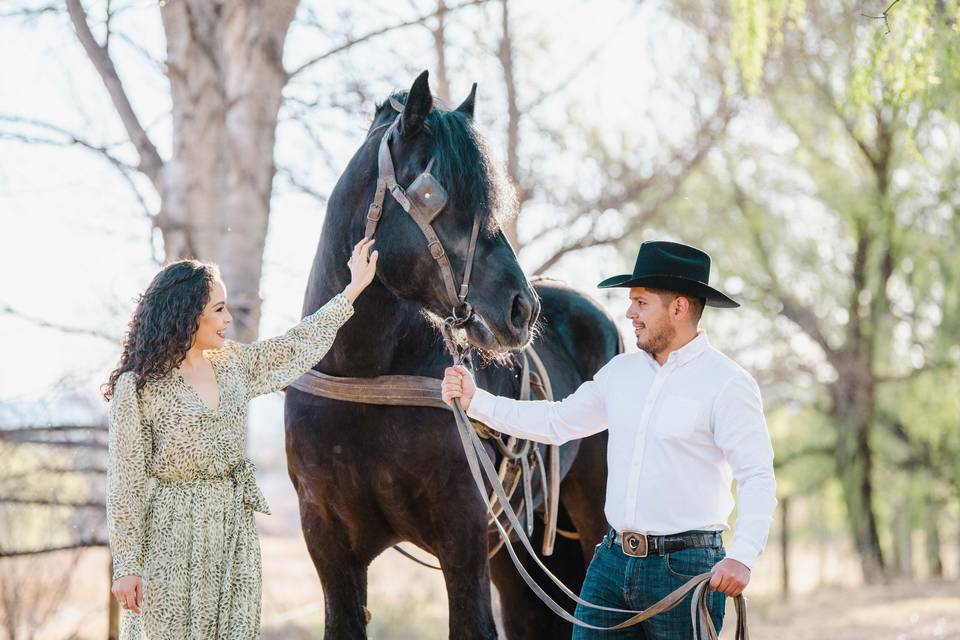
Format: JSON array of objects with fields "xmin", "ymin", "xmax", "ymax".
[{"xmin": 216, "ymin": 458, "xmax": 269, "ymax": 639}]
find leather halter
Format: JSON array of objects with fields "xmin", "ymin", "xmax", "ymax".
[{"xmin": 364, "ymin": 97, "xmax": 482, "ymax": 323}]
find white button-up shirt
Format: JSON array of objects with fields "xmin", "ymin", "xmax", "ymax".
[{"xmin": 467, "ymin": 331, "xmax": 777, "ymax": 569}]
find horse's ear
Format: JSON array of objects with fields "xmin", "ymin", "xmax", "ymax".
[
  {"xmin": 455, "ymin": 83, "xmax": 477, "ymax": 119},
  {"xmin": 401, "ymin": 70, "xmax": 432, "ymax": 136}
]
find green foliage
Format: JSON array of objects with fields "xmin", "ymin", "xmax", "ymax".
[
  {"xmin": 849, "ymin": 0, "xmax": 960, "ymax": 111},
  {"xmin": 730, "ymin": 0, "xmax": 805, "ymax": 90},
  {"xmin": 732, "ymin": 0, "xmax": 960, "ymax": 111},
  {"xmin": 669, "ymin": 0, "xmax": 960, "ymax": 576}
]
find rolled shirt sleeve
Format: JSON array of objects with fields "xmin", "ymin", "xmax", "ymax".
[
  {"xmin": 107, "ymin": 372, "xmax": 152, "ymax": 580},
  {"xmin": 235, "ymin": 292, "xmax": 354, "ymax": 398},
  {"xmin": 712, "ymin": 372, "xmax": 777, "ymax": 569},
  {"xmin": 466, "ymin": 365, "xmax": 610, "ymax": 445}
]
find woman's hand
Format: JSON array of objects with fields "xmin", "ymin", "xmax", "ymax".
[
  {"xmin": 343, "ymin": 237, "xmax": 379, "ymax": 304},
  {"xmin": 441, "ymin": 365, "xmax": 477, "ymax": 411},
  {"xmin": 112, "ymin": 575, "xmax": 143, "ymax": 614}
]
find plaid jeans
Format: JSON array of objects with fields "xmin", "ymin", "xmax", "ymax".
[{"xmin": 570, "ymin": 531, "xmax": 726, "ymax": 639}]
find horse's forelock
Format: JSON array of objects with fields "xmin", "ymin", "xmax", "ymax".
[
  {"xmin": 425, "ymin": 108, "xmax": 517, "ymax": 231},
  {"xmin": 370, "ymin": 92, "xmax": 517, "ymax": 231}
]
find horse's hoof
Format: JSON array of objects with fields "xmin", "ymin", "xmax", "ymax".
[{"xmin": 363, "ymin": 606, "xmax": 372, "ymax": 625}]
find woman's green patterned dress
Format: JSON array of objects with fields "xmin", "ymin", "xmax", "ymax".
[{"xmin": 107, "ymin": 293, "xmax": 354, "ymax": 639}]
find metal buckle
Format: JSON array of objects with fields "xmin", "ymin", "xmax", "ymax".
[
  {"xmin": 428, "ymin": 241, "xmax": 445, "ymax": 260},
  {"xmin": 621, "ymin": 530, "xmax": 649, "ymax": 558}
]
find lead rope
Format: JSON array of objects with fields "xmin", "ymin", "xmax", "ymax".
[{"xmin": 438, "ymin": 318, "xmax": 747, "ymax": 637}]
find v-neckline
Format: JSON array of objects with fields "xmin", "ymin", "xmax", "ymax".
[{"xmin": 175, "ymin": 354, "xmax": 221, "ymax": 412}]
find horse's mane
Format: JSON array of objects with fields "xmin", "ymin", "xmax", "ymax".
[{"xmin": 374, "ymin": 92, "xmax": 517, "ymax": 230}]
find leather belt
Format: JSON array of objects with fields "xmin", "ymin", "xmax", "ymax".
[{"xmin": 609, "ymin": 527, "xmax": 722, "ymax": 558}]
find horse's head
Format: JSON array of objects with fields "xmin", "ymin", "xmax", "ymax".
[{"xmin": 356, "ymin": 71, "xmax": 538, "ymax": 353}]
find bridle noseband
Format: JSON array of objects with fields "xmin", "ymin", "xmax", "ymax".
[{"xmin": 363, "ymin": 97, "xmax": 482, "ymax": 329}]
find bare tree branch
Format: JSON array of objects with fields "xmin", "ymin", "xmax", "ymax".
[
  {"xmin": 0, "ymin": 498, "xmax": 103, "ymax": 508},
  {"xmin": 875, "ymin": 359, "xmax": 957, "ymax": 384},
  {"xmin": 495, "ymin": 0, "xmax": 524, "ymax": 247},
  {"xmin": 275, "ymin": 165, "xmax": 328, "ymax": 206},
  {"xmin": 0, "ymin": 116, "xmax": 136, "ymax": 171},
  {"xmin": 288, "ymin": 0, "xmax": 488, "ymax": 79},
  {"xmin": 0, "ymin": 115, "xmax": 156, "ymax": 221},
  {"xmin": 0, "ymin": 303, "xmax": 118, "ymax": 342},
  {"xmin": 0, "ymin": 425, "xmax": 106, "ymax": 437},
  {"xmin": 65, "ymin": 0, "xmax": 164, "ymax": 189},
  {"xmin": 861, "ymin": 0, "xmax": 901, "ymax": 34},
  {"xmin": 112, "ymin": 31, "xmax": 166, "ymax": 75},
  {"xmin": 0, "ymin": 3, "xmax": 60, "ymax": 19},
  {"xmin": 521, "ymin": 11, "xmax": 633, "ymax": 113},
  {"xmin": 0, "ymin": 541, "xmax": 106, "ymax": 558},
  {"xmin": 1, "ymin": 467, "xmax": 106, "ymax": 483},
  {"xmin": 727, "ymin": 176, "xmax": 840, "ymax": 362},
  {"xmin": 531, "ymin": 99, "xmax": 735, "ymax": 275},
  {"xmin": 0, "ymin": 439, "xmax": 107, "ymax": 449}
]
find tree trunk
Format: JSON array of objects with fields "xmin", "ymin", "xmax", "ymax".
[
  {"xmin": 831, "ymin": 367, "xmax": 886, "ymax": 583},
  {"xmin": 891, "ymin": 501, "xmax": 912, "ymax": 578},
  {"xmin": 108, "ymin": 553, "xmax": 119, "ymax": 639},
  {"xmin": 925, "ymin": 499, "xmax": 943, "ymax": 578},
  {"xmin": 780, "ymin": 495, "xmax": 790, "ymax": 599},
  {"xmin": 497, "ymin": 0, "xmax": 522, "ymax": 250},
  {"xmin": 432, "ymin": 0, "xmax": 451, "ymax": 103},
  {"xmin": 159, "ymin": 0, "xmax": 299, "ymax": 341}
]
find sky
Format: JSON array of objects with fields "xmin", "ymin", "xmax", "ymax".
[{"xmin": 0, "ymin": 0, "xmax": 762, "ymax": 424}]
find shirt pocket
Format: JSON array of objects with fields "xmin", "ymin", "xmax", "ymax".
[{"xmin": 654, "ymin": 394, "xmax": 702, "ymax": 440}]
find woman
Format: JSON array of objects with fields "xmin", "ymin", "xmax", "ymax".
[{"xmin": 102, "ymin": 238, "xmax": 378, "ymax": 638}]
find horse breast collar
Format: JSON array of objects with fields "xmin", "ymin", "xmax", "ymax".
[{"xmin": 364, "ymin": 97, "xmax": 482, "ymax": 324}]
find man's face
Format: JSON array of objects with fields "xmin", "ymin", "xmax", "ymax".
[{"xmin": 625, "ymin": 287, "xmax": 676, "ymax": 355}]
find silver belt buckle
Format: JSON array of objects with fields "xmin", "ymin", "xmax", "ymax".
[{"xmin": 621, "ymin": 530, "xmax": 648, "ymax": 558}]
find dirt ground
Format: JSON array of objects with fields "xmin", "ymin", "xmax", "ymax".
[{"xmin": 7, "ymin": 470, "xmax": 960, "ymax": 639}]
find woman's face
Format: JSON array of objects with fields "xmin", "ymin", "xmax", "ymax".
[{"xmin": 193, "ymin": 279, "xmax": 232, "ymax": 350}]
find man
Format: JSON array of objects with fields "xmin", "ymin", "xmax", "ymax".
[{"xmin": 441, "ymin": 240, "xmax": 777, "ymax": 639}]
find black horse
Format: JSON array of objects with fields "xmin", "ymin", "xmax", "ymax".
[{"xmin": 284, "ymin": 71, "xmax": 621, "ymax": 639}]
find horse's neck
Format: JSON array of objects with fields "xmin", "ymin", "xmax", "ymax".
[{"xmin": 304, "ymin": 237, "xmax": 447, "ymax": 379}]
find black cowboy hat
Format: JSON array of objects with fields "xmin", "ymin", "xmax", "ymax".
[{"xmin": 597, "ymin": 240, "xmax": 740, "ymax": 308}]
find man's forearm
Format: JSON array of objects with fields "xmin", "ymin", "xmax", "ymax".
[
  {"xmin": 467, "ymin": 385, "xmax": 606, "ymax": 445},
  {"xmin": 726, "ymin": 468, "xmax": 778, "ymax": 569}
]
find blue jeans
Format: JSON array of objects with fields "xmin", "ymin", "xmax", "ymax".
[{"xmin": 571, "ymin": 531, "xmax": 726, "ymax": 639}]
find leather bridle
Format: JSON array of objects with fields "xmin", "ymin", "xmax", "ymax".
[{"xmin": 364, "ymin": 97, "xmax": 482, "ymax": 327}]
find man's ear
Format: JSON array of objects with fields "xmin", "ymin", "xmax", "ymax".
[{"xmin": 673, "ymin": 295, "xmax": 688, "ymax": 320}]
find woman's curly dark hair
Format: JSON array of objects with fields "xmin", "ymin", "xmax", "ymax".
[{"xmin": 102, "ymin": 260, "xmax": 221, "ymax": 401}]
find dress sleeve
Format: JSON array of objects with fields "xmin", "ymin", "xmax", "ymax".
[
  {"xmin": 235, "ymin": 292, "xmax": 354, "ymax": 398},
  {"xmin": 106, "ymin": 372, "xmax": 151, "ymax": 580}
]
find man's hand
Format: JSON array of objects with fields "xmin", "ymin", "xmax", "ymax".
[
  {"xmin": 708, "ymin": 558, "xmax": 750, "ymax": 597},
  {"xmin": 441, "ymin": 365, "xmax": 476, "ymax": 411},
  {"xmin": 112, "ymin": 575, "xmax": 143, "ymax": 614}
]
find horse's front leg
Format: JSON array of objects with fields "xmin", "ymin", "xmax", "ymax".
[
  {"xmin": 429, "ymin": 485, "xmax": 499, "ymax": 639},
  {"xmin": 298, "ymin": 499, "xmax": 372, "ymax": 639}
]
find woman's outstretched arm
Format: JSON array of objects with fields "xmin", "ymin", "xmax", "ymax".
[{"xmin": 236, "ymin": 238, "xmax": 378, "ymax": 397}]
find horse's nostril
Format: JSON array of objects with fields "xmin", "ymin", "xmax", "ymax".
[{"xmin": 510, "ymin": 293, "xmax": 532, "ymax": 333}]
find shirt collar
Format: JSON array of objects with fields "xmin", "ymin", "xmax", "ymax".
[
  {"xmin": 669, "ymin": 330, "xmax": 710, "ymax": 366},
  {"xmin": 639, "ymin": 330, "xmax": 710, "ymax": 369}
]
